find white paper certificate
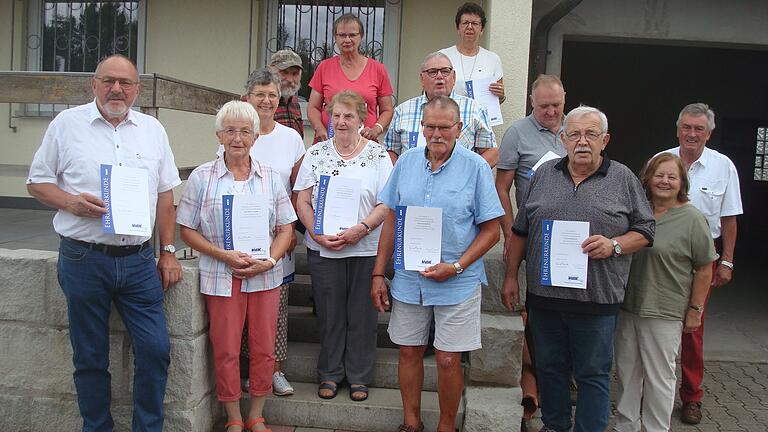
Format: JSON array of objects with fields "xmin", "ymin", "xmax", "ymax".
[
  {"xmin": 527, "ymin": 151, "xmax": 562, "ymax": 178},
  {"xmin": 393, "ymin": 206, "xmax": 443, "ymax": 271},
  {"xmin": 540, "ymin": 220, "xmax": 589, "ymax": 289},
  {"xmin": 465, "ymin": 76, "xmax": 503, "ymax": 126},
  {"xmin": 222, "ymin": 194, "xmax": 270, "ymax": 259},
  {"xmin": 101, "ymin": 164, "xmax": 151, "ymax": 236},
  {"xmin": 313, "ymin": 175, "xmax": 362, "ymax": 235}
]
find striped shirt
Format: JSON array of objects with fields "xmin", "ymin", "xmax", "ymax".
[
  {"xmin": 176, "ymin": 156, "xmax": 297, "ymax": 296},
  {"xmin": 384, "ymin": 91, "xmax": 496, "ymax": 156}
]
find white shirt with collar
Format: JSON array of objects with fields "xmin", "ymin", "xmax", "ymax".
[
  {"xmin": 664, "ymin": 146, "xmax": 743, "ymax": 239},
  {"xmin": 27, "ymin": 100, "xmax": 181, "ymax": 245}
]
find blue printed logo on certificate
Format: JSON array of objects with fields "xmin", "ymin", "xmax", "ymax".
[
  {"xmin": 222, "ymin": 193, "xmax": 270, "ymax": 258},
  {"xmin": 100, "ymin": 164, "xmax": 151, "ymax": 236},
  {"xmin": 540, "ymin": 219, "xmax": 589, "ymax": 289},
  {"xmin": 313, "ymin": 175, "xmax": 361, "ymax": 235},
  {"xmin": 394, "ymin": 205, "xmax": 442, "ymax": 271}
]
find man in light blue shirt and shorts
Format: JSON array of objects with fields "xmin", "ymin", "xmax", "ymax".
[{"xmin": 372, "ymin": 96, "xmax": 504, "ymax": 432}]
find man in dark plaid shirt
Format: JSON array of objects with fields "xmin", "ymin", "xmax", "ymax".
[{"xmin": 269, "ymin": 49, "xmax": 305, "ymax": 138}]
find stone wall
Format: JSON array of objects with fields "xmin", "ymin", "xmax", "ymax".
[{"xmin": 0, "ymin": 249, "xmax": 217, "ymax": 432}]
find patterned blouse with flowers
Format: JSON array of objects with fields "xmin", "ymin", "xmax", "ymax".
[
  {"xmin": 176, "ymin": 156, "xmax": 297, "ymax": 297},
  {"xmin": 293, "ymin": 138, "xmax": 393, "ymax": 259}
]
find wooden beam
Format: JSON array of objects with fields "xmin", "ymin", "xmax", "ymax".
[{"xmin": 0, "ymin": 71, "xmax": 239, "ymax": 114}]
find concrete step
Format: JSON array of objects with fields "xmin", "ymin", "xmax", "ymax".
[
  {"xmin": 287, "ymin": 273, "xmax": 312, "ymax": 307},
  {"xmin": 254, "ymin": 381, "xmax": 464, "ymax": 432},
  {"xmin": 282, "ymin": 341, "xmax": 439, "ymax": 392},
  {"xmin": 287, "ymin": 305, "xmax": 397, "ymax": 349}
]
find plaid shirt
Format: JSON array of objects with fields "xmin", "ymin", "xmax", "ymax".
[
  {"xmin": 274, "ymin": 95, "xmax": 304, "ymax": 138},
  {"xmin": 176, "ymin": 156, "xmax": 297, "ymax": 296},
  {"xmin": 384, "ymin": 91, "xmax": 496, "ymax": 155}
]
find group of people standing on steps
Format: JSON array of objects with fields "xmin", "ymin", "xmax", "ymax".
[{"xmin": 27, "ymin": 2, "xmax": 742, "ymax": 432}]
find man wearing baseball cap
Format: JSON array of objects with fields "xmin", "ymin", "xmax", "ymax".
[{"xmin": 269, "ymin": 49, "xmax": 305, "ymax": 138}]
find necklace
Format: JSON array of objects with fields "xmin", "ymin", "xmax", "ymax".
[
  {"xmin": 334, "ymin": 135, "xmax": 364, "ymax": 158},
  {"xmin": 460, "ymin": 49, "xmax": 479, "ymax": 81},
  {"xmin": 232, "ymin": 180, "xmax": 248, "ymax": 194}
]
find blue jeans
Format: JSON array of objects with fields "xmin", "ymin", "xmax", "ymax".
[
  {"xmin": 528, "ymin": 306, "xmax": 617, "ymax": 432},
  {"xmin": 57, "ymin": 238, "xmax": 170, "ymax": 432}
]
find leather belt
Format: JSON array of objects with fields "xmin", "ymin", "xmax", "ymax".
[{"xmin": 61, "ymin": 236, "xmax": 151, "ymax": 257}]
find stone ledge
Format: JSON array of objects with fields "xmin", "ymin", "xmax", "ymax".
[
  {"xmin": 463, "ymin": 386, "xmax": 523, "ymax": 432},
  {"xmin": 0, "ymin": 249, "xmax": 58, "ymax": 324},
  {"xmin": 469, "ymin": 313, "xmax": 525, "ymax": 387}
]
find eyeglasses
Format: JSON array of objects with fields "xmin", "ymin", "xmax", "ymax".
[
  {"xmin": 459, "ymin": 20, "xmax": 482, "ymax": 28},
  {"xmin": 249, "ymin": 92, "xmax": 279, "ymax": 100},
  {"xmin": 564, "ymin": 130, "xmax": 604, "ymax": 142},
  {"xmin": 423, "ymin": 122, "xmax": 459, "ymax": 133},
  {"xmin": 221, "ymin": 128, "xmax": 254, "ymax": 139},
  {"xmin": 421, "ymin": 67, "xmax": 453, "ymax": 78},
  {"xmin": 335, "ymin": 32, "xmax": 360, "ymax": 39},
  {"xmin": 95, "ymin": 76, "xmax": 138, "ymax": 90}
]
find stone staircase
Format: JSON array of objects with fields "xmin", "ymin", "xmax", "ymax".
[{"xmin": 250, "ymin": 244, "xmax": 525, "ymax": 432}]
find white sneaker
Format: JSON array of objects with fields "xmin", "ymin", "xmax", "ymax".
[{"xmin": 272, "ymin": 371, "xmax": 294, "ymax": 396}]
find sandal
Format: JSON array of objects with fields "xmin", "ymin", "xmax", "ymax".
[
  {"xmin": 349, "ymin": 384, "xmax": 369, "ymax": 402},
  {"xmin": 317, "ymin": 381, "xmax": 339, "ymax": 399},
  {"xmin": 223, "ymin": 420, "xmax": 246, "ymax": 431},
  {"xmin": 245, "ymin": 417, "xmax": 272, "ymax": 432}
]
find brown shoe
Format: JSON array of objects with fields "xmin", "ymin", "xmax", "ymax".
[
  {"xmin": 397, "ymin": 422, "xmax": 424, "ymax": 432},
  {"xmin": 681, "ymin": 401, "xmax": 702, "ymax": 424}
]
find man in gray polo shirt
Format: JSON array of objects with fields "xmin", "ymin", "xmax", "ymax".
[
  {"xmin": 496, "ymin": 74, "xmax": 566, "ymax": 257},
  {"xmin": 502, "ymin": 106, "xmax": 654, "ymax": 432}
]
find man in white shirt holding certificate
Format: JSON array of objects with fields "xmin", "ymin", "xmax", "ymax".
[
  {"xmin": 27, "ymin": 55, "xmax": 181, "ymax": 432},
  {"xmin": 373, "ymin": 96, "xmax": 504, "ymax": 432}
]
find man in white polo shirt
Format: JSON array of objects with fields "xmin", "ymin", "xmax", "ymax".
[
  {"xmin": 664, "ymin": 102, "xmax": 743, "ymax": 425},
  {"xmin": 27, "ymin": 54, "xmax": 181, "ymax": 432}
]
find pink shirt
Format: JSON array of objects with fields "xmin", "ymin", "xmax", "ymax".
[{"xmin": 309, "ymin": 56, "xmax": 394, "ymax": 135}]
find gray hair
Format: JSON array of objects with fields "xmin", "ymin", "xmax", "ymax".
[
  {"xmin": 215, "ymin": 100, "xmax": 260, "ymax": 132},
  {"xmin": 244, "ymin": 68, "xmax": 281, "ymax": 98},
  {"xmin": 423, "ymin": 95, "xmax": 461, "ymax": 123},
  {"xmin": 563, "ymin": 105, "xmax": 608, "ymax": 133},
  {"xmin": 676, "ymin": 103, "xmax": 715, "ymax": 131},
  {"xmin": 420, "ymin": 51, "xmax": 453, "ymax": 72},
  {"xmin": 530, "ymin": 74, "xmax": 564, "ymax": 95}
]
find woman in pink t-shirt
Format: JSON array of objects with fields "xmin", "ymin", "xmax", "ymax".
[{"xmin": 307, "ymin": 13, "xmax": 394, "ymax": 144}]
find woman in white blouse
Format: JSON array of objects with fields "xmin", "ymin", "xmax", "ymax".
[
  {"xmin": 176, "ymin": 101, "xmax": 296, "ymax": 432},
  {"xmin": 295, "ymin": 90, "xmax": 393, "ymax": 402},
  {"xmin": 439, "ymin": 2, "xmax": 505, "ymax": 103}
]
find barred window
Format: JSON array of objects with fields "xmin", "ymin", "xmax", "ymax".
[
  {"xmin": 262, "ymin": 0, "xmax": 402, "ymax": 101},
  {"xmin": 755, "ymin": 127, "xmax": 768, "ymax": 182},
  {"xmin": 32, "ymin": 1, "xmax": 140, "ymax": 72}
]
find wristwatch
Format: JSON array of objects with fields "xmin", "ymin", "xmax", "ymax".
[
  {"xmin": 452, "ymin": 262, "xmax": 464, "ymax": 275},
  {"xmin": 611, "ymin": 239, "xmax": 622, "ymax": 257},
  {"xmin": 161, "ymin": 244, "xmax": 176, "ymax": 254},
  {"xmin": 689, "ymin": 304, "xmax": 704, "ymax": 313}
]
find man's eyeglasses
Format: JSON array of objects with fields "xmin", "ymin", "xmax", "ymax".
[
  {"xmin": 423, "ymin": 122, "xmax": 459, "ymax": 133},
  {"xmin": 95, "ymin": 76, "xmax": 138, "ymax": 90},
  {"xmin": 221, "ymin": 128, "xmax": 254, "ymax": 139},
  {"xmin": 564, "ymin": 131, "xmax": 604, "ymax": 142},
  {"xmin": 421, "ymin": 68, "xmax": 453, "ymax": 78}
]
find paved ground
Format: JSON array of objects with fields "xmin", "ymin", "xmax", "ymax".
[{"xmin": 2, "ymin": 208, "xmax": 766, "ymax": 432}]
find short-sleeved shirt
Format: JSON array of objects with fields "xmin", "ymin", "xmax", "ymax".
[
  {"xmin": 250, "ymin": 122, "xmax": 305, "ymax": 195},
  {"xmin": 27, "ymin": 101, "xmax": 181, "ymax": 246},
  {"xmin": 176, "ymin": 157, "xmax": 297, "ymax": 296},
  {"xmin": 624, "ymin": 204, "xmax": 716, "ymax": 320},
  {"xmin": 663, "ymin": 146, "xmax": 743, "ymax": 239},
  {"xmin": 497, "ymin": 114, "xmax": 566, "ymax": 208},
  {"xmin": 274, "ymin": 95, "xmax": 304, "ymax": 138},
  {"xmin": 309, "ymin": 56, "xmax": 394, "ymax": 133},
  {"xmin": 384, "ymin": 91, "xmax": 496, "ymax": 156},
  {"xmin": 438, "ymin": 45, "xmax": 503, "ymax": 98},
  {"xmin": 293, "ymin": 139, "xmax": 393, "ymax": 258},
  {"xmin": 513, "ymin": 156, "xmax": 655, "ymax": 315},
  {"xmin": 378, "ymin": 144, "xmax": 505, "ymax": 306}
]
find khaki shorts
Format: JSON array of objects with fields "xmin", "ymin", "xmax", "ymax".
[{"xmin": 387, "ymin": 286, "xmax": 481, "ymax": 352}]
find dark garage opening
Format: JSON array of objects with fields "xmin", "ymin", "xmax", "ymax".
[{"xmin": 560, "ymin": 39, "xmax": 768, "ymax": 267}]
